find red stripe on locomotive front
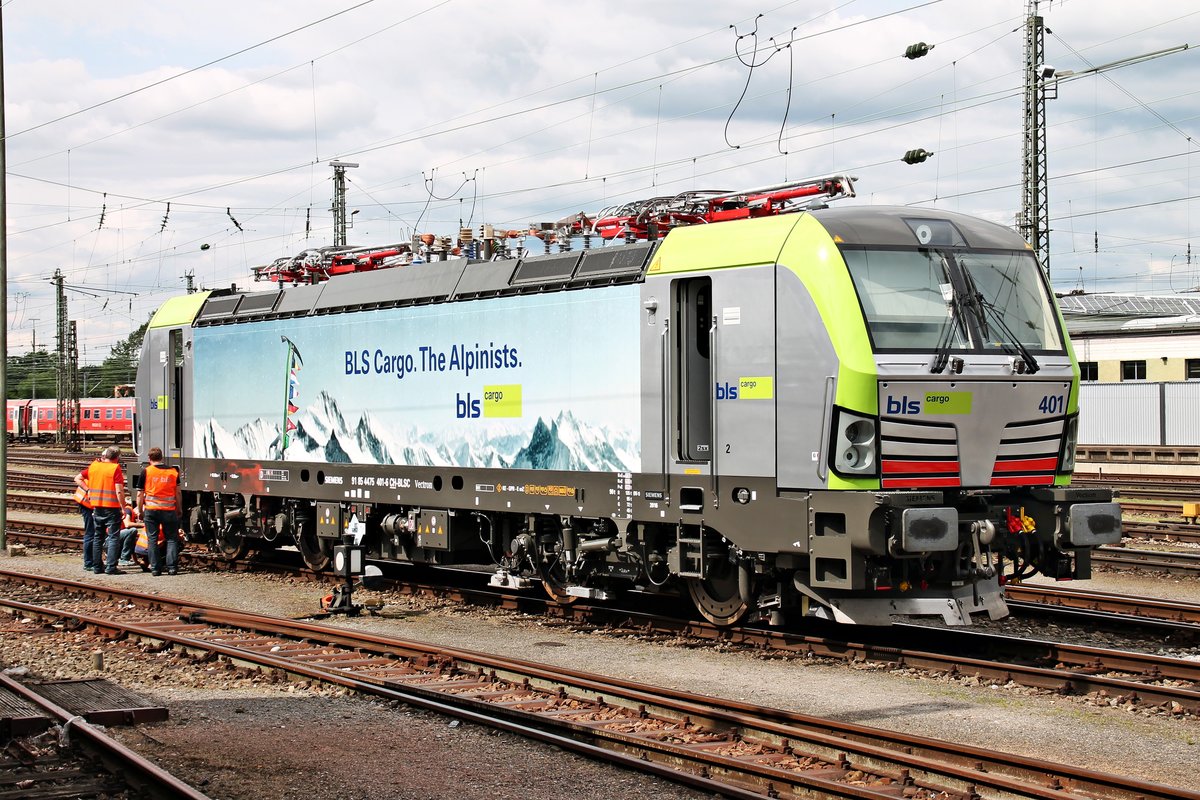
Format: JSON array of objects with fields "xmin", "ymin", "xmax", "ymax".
[
  {"xmin": 993, "ymin": 457, "xmax": 1059, "ymax": 473},
  {"xmin": 882, "ymin": 476, "xmax": 962, "ymax": 488},
  {"xmin": 990, "ymin": 474, "xmax": 1056, "ymax": 486},
  {"xmin": 882, "ymin": 459, "xmax": 960, "ymax": 474}
]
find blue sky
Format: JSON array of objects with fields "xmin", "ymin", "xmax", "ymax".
[{"xmin": 4, "ymin": 0, "xmax": 1198, "ymax": 363}]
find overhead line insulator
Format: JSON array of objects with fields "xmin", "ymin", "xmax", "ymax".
[{"xmin": 904, "ymin": 42, "xmax": 933, "ymax": 59}]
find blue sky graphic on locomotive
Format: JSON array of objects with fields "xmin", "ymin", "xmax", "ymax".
[{"xmin": 191, "ymin": 286, "xmax": 642, "ymax": 470}]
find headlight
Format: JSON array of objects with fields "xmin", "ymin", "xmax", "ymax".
[
  {"xmin": 1059, "ymin": 413, "xmax": 1079, "ymax": 473},
  {"xmin": 832, "ymin": 409, "xmax": 877, "ymax": 476}
]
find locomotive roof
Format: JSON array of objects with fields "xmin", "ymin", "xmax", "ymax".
[
  {"xmin": 187, "ymin": 240, "xmax": 659, "ymax": 326},
  {"xmin": 809, "ymin": 205, "xmax": 1031, "ymax": 251},
  {"xmin": 178, "ymin": 206, "xmax": 1032, "ymax": 328}
]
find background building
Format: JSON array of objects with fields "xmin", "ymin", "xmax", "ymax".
[
  {"xmin": 1061, "ymin": 294, "xmax": 1200, "ymax": 383},
  {"xmin": 1062, "ymin": 294, "xmax": 1200, "ymax": 445}
]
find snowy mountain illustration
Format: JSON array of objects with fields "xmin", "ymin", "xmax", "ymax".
[
  {"xmin": 195, "ymin": 391, "xmax": 638, "ymax": 471},
  {"xmin": 194, "ymin": 417, "xmax": 280, "ymax": 460},
  {"xmin": 511, "ymin": 411, "xmax": 630, "ymax": 472}
]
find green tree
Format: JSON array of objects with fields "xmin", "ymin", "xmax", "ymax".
[
  {"xmin": 92, "ymin": 321, "xmax": 148, "ymax": 397},
  {"xmin": 6, "ymin": 349, "xmax": 56, "ymax": 399}
]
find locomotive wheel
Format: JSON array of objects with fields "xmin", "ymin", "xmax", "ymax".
[
  {"xmin": 295, "ymin": 518, "xmax": 331, "ymax": 572},
  {"xmin": 540, "ymin": 558, "xmax": 579, "ymax": 605},
  {"xmin": 215, "ymin": 520, "xmax": 251, "ymax": 560},
  {"xmin": 188, "ymin": 506, "xmax": 213, "ymax": 544},
  {"xmin": 686, "ymin": 559, "xmax": 750, "ymax": 627}
]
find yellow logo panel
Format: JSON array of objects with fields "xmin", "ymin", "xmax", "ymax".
[
  {"xmin": 924, "ymin": 391, "xmax": 972, "ymax": 414},
  {"xmin": 738, "ymin": 376, "xmax": 774, "ymax": 400},
  {"xmin": 483, "ymin": 384, "xmax": 522, "ymax": 418}
]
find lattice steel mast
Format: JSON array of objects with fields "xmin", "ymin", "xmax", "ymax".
[
  {"xmin": 1020, "ymin": 0, "xmax": 1050, "ymax": 272},
  {"xmin": 330, "ymin": 160, "xmax": 358, "ymax": 247},
  {"xmin": 52, "ymin": 270, "xmax": 80, "ymax": 451}
]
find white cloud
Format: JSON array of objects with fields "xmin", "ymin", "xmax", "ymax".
[{"xmin": 4, "ymin": 0, "xmax": 1199, "ymax": 359}]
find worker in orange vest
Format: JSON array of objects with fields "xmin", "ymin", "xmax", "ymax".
[
  {"xmin": 137, "ymin": 447, "xmax": 183, "ymax": 576},
  {"xmin": 86, "ymin": 446, "xmax": 129, "ymax": 575},
  {"xmin": 73, "ymin": 459, "xmax": 97, "ymax": 571}
]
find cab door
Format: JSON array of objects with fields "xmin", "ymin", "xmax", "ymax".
[
  {"xmin": 677, "ymin": 277, "xmax": 713, "ymax": 462},
  {"xmin": 679, "ymin": 268, "xmax": 777, "ymax": 489},
  {"xmin": 141, "ymin": 326, "xmax": 186, "ymax": 458}
]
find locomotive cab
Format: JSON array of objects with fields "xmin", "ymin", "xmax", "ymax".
[{"xmin": 769, "ymin": 207, "xmax": 1121, "ymax": 624}]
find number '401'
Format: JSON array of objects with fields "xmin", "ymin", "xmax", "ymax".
[{"xmin": 1038, "ymin": 394, "xmax": 1065, "ymax": 414}]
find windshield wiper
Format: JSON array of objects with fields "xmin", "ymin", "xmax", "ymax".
[
  {"xmin": 955, "ymin": 261, "xmax": 1039, "ymax": 374},
  {"xmin": 930, "ymin": 288, "xmax": 966, "ymax": 374},
  {"xmin": 975, "ymin": 297, "xmax": 1040, "ymax": 374}
]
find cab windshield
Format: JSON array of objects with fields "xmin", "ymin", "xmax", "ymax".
[{"xmin": 843, "ymin": 247, "xmax": 1063, "ymax": 353}]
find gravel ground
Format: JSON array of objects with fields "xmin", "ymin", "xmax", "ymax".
[{"xmin": 2, "ymin": 547, "xmax": 1198, "ymax": 798}]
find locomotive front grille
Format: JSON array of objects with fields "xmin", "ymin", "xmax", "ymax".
[
  {"xmin": 989, "ymin": 418, "xmax": 1064, "ymax": 486},
  {"xmin": 879, "ymin": 418, "xmax": 961, "ymax": 489}
]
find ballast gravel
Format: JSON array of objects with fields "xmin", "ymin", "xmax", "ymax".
[{"xmin": 1, "ymin": 548, "xmax": 1198, "ymax": 799}]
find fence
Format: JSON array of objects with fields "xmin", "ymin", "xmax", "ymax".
[{"xmin": 1079, "ymin": 381, "xmax": 1200, "ymax": 445}]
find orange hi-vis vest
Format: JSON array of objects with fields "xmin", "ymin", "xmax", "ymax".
[
  {"xmin": 73, "ymin": 471, "xmax": 91, "ymax": 509},
  {"xmin": 143, "ymin": 464, "xmax": 179, "ymax": 511},
  {"xmin": 86, "ymin": 461, "xmax": 122, "ymax": 508}
]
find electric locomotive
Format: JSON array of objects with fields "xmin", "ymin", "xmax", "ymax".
[{"xmin": 133, "ymin": 175, "xmax": 1120, "ymax": 626}]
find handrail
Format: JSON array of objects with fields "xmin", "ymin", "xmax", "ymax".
[{"xmin": 709, "ymin": 315, "xmax": 719, "ymax": 510}]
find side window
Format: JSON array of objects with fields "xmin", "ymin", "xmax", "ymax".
[
  {"xmin": 1120, "ymin": 360, "xmax": 1146, "ymax": 381},
  {"xmin": 677, "ymin": 277, "xmax": 713, "ymax": 461},
  {"xmin": 171, "ymin": 328, "xmax": 185, "ymax": 450},
  {"xmin": 106, "ymin": 409, "xmax": 114, "ymax": 419}
]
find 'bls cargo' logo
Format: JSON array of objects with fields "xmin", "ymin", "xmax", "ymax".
[
  {"xmin": 885, "ymin": 395, "xmax": 921, "ymax": 415},
  {"xmin": 715, "ymin": 382, "xmax": 739, "ymax": 400},
  {"xmin": 457, "ymin": 385, "xmax": 523, "ymax": 418},
  {"xmin": 456, "ymin": 393, "xmax": 482, "ymax": 418}
]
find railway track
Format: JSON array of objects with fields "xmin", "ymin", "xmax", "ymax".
[
  {"xmin": 5, "ymin": 452, "xmax": 96, "ymax": 469},
  {"xmin": 1, "ymin": 570, "xmax": 1194, "ymax": 800},
  {"xmin": 1004, "ymin": 582, "xmax": 1200, "ymax": 625},
  {"xmin": 1118, "ymin": 519, "xmax": 1200, "ymax": 545},
  {"xmin": 1076, "ymin": 475, "xmax": 1200, "ymax": 494},
  {"xmin": 1093, "ymin": 546, "xmax": 1200, "ymax": 575},
  {"xmin": 6, "ymin": 491, "xmax": 77, "ymax": 515},
  {"xmin": 6, "ymin": 470, "xmax": 79, "ymax": 492},
  {"xmin": 7, "ymin": 518, "xmax": 1200, "ymax": 717},
  {"xmin": 0, "ymin": 671, "xmax": 211, "ymax": 799}
]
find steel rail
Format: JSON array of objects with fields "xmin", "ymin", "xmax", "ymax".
[
  {"xmin": 0, "ymin": 571, "xmax": 1194, "ymax": 800},
  {"xmin": 1092, "ymin": 547, "xmax": 1200, "ymax": 575},
  {"xmin": 6, "ymin": 522, "xmax": 1200, "ymax": 709},
  {"xmin": 0, "ymin": 587, "xmax": 915, "ymax": 800},
  {"xmin": 1119, "ymin": 520, "xmax": 1200, "ymax": 544},
  {"xmin": 1004, "ymin": 582, "xmax": 1200, "ymax": 624},
  {"xmin": 0, "ymin": 671, "xmax": 212, "ymax": 799},
  {"xmin": 6, "ymin": 490, "xmax": 76, "ymax": 514}
]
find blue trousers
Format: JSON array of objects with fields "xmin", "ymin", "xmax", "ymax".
[
  {"xmin": 80, "ymin": 505, "xmax": 95, "ymax": 569},
  {"xmin": 90, "ymin": 507, "xmax": 122, "ymax": 573},
  {"xmin": 143, "ymin": 509, "xmax": 181, "ymax": 573}
]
